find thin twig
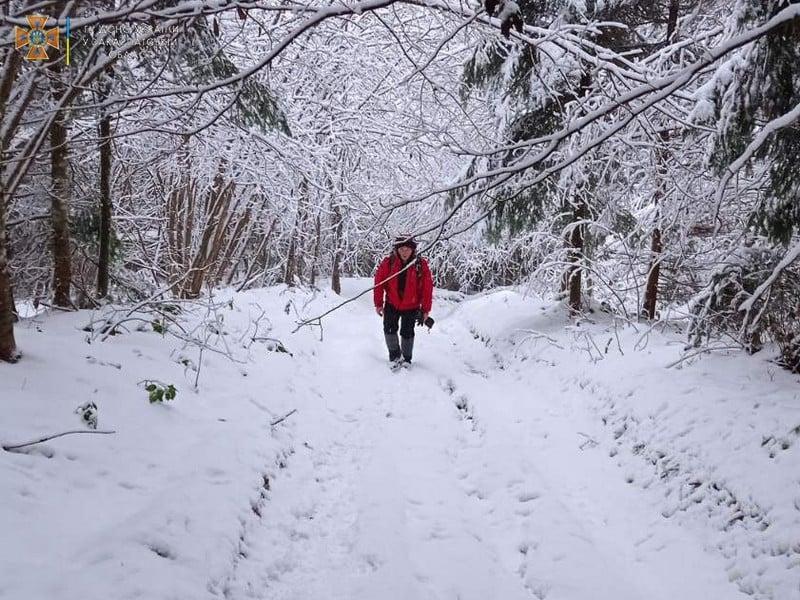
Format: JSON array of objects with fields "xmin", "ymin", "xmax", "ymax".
[
  {"xmin": 3, "ymin": 429, "xmax": 116, "ymax": 452},
  {"xmin": 270, "ymin": 409, "xmax": 298, "ymax": 427},
  {"xmin": 665, "ymin": 345, "xmax": 742, "ymax": 369},
  {"xmin": 292, "ymin": 256, "xmax": 422, "ymax": 333}
]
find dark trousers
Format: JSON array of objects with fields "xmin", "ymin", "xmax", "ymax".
[
  {"xmin": 383, "ymin": 303, "xmax": 417, "ymax": 361},
  {"xmin": 383, "ymin": 303, "xmax": 417, "ymax": 338}
]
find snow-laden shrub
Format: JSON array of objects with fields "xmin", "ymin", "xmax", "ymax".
[
  {"xmin": 74, "ymin": 401, "xmax": 98, "ymax": 429},
  {"xmin": 688, "ymin": 240, "xmax": 800, "ymax": 372}
]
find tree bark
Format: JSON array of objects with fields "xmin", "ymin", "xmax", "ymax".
[
  {"xmin": 0, "ymin": 192, "xmax": 17, "ymax": 362},
  {"xmin": 50, "ymin": 60, "xmax": 72, "ymax": 308},
  {"xmin": 642, "ymin": 2, "xmax": 682, "ymax": 319},
  {"xmin": 557, "ymin": 70, "xmax": 595, "ymax": 316},
  {"xmin": 666, "ymin": 0, "xmax": 680, "ymax": 42},
  {"xmin": 284, "ymin": 180, "xmax": 309, "ymax": 287},
  {"xmin": 643, "ymin": 219, "xmax": 663, "ymax": 319},
  {"xmin": 330, "ymin": 201, "xmax": 344, "ymax": 294},
  {"xmin": 181, "ymin": 170, "xmax": 235, "ymax": 298},
  {"xmin": 97, "ymin": 108, "xmax": 112, "ymax": 299},
  {"xmin": 643, "ymin": 125, "xmax": 671, "ymax": 319},
  {"xmin": 309, "ymin": 210, "xmax": 321, "ymax": 287},
  {"xmin": 284, "ymin": 237, "xmax": 297, "ymax": 286},
  {"xmin": 0, "ymin": 49, "xmax": 21, "ymax": 362},
  {"xmin": 6, "ymin": 240, "xmax": 18, "ymax": 323},
  {"xmin": 642, "ymin": 148, "xmax": 665, "ymax": 320},
  {"xmin": 565, "ymin": 201, "xmax": 585, "ymax": 315}
]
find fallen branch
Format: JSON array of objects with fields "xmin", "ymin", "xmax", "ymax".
[
  {"xmin": 665, "ymin": 345, "xmax": 742, "ymax": 369},
  {"xmin": 2, "ymin": 429, "xmax": 116, "ymax": 452},
  {"xmin": 270, "ymin": 409, "xmax": 297, "ymax": 427},
  {"xmin": 516, "ymin": 329, "xmax": 565, "ymax": 349}
]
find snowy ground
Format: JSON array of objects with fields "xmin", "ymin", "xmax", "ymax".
[{"xmin": 1, "ymin": 279, "xmax": 799, "ymax": 600}]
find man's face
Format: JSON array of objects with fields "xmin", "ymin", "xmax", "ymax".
[{"xmin": 397, "ymin": 245, "xmax": 413, "ymax": 261}]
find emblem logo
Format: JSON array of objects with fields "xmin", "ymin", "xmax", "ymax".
[{"xmin": 15, "ymin": 15, "xmax": 60, "ymax": 61}]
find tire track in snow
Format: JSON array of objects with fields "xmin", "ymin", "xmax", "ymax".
[
  {"xmin": 361, "ymin": 362, "xmax": 536, "ymax": 600},
  {"xmin": 577, "ymin": 375, "xmax": 799, "ymax": 600},
  {"xmin": 222, "ymin": 379, "xmax": 384, "ymax": 599},
  {"xmin": 223, "ymin": 288, "xmax": 747, "ymax": 600},
  {"xmin": 440, "ymin": 314, "xmax": 750, "ymax": 600},
  {"xmin": 222, "ymin": 292, "xmax": 540, "ymax": 600}
]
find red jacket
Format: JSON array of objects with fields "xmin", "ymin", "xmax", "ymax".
[{"xmin": 374, "ymin": 253, "xmax": 433, "ymax": 313}]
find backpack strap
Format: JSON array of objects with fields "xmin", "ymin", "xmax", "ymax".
[
  {"xmin": 389, "ymin": 254, "xmax": 425, "ymax": 310},
  {"xmin": 416, "ymin": 257, "xmax": 424, "ymax": 310}
]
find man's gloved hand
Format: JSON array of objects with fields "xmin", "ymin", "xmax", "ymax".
[
  {"xmin": 416, "ymin": 310, "xmax": 424, "ymax": 326},
  {"xmin": 376, "ymin": 306, "xmax": 383, "ymax": 317}
]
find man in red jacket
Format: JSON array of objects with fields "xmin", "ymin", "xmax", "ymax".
[{"xmin": 374, "ymin": 235, "xmax": 433, "ymax": 366}]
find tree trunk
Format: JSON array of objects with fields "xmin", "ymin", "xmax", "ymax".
[
  {"xmin": 330, "ymin": 201, "xmax": 344, "ymax": 295},
  {"xmin": 565, "ymin": 202, "xmax": 585, "ymax": 315},
  {"xmin": 50, "ymin": 61, "xmax": 72, "ymax": 308},
  {"xmin": 0, "ymin": 50, "xmax": 21, "ymax": 361},
  {"xmin": 642, "ymin": 2, "xmax": 680, "ymax": 318},
  {"xmin": 643, "ymin": 224, "xmax": 663, "ymax": 319},
  {"xmin": 181, "ymin": 172, "xmax": 235, "ymax": 298},
  {"xmin": 643, "ymin": 166, "xmax": 664, "ymax": 321},
  {"xmin": 557, "ymin": 71, "xmax": 594, "ymax": 315},
  {"xmin": 284, "ymin": 180, "xmax": 309, "ymax": 287},
  {"xmin": 97, "ymin": 108, "xmax": 112, "ymax": 298},
  {"xmin": 666, "ymin": 0, "xmax": 679, "ymax": 42},
  {"xmin": 309, "ymin": 211, "xmax": 321, "ymax": 287},
  {"xmin": 0, "ymin": 192, "xmax": 17, "ymax": 362},
  {"xmin": 294, "ymin": 183, "xmax": 310, "ymax": 284},
  {"xmin": 643, "ymin": 126, "xmax": 671, "ymax": 320},
  {"xmin": 284, "ymin": 237, "xmax": 296, "ymax": 286},
  {"xmin": 6, "ymin": 239, "xmax": 18, "ymax": 323}
]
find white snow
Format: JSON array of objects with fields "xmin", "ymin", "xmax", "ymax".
[{"xmin": 2, "ymin": 280, "xmax": 798, "ymax": 599}]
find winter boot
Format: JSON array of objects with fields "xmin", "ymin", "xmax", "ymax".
[
  {"xmin": 401, "ymin": 336, "xmax": 414, "ymax": 363},
  {"xmin": 385, "ymin": 333, "xmax": 401, "ymax": 362}
]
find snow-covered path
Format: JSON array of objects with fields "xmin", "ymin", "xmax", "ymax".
[
  {"xmin": 7, "ymin": 280, "xmax": 792, "ymax": 600},
  {"xmin": 224, "ymin": 282, "xmax": 746, "ymax": 600}
]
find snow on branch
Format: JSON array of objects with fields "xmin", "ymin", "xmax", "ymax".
[
  {"xmin": 390, "ymin": 2, "xmax": 800, "ymax": 210},
  {"xmin": 713, "ymin": 101, "xmax": 800, "ymax": 226},
  {"xmin": 739, "ymin": 241, "xmax": 800, "ymax": 318}
]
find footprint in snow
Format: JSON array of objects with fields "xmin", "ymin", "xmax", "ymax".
[
  {"xmin": 146, "ymin": 541, "xmax": 175, "ymax": 560},
  {"xmin": 518, "ymin": 491, "xmax": 541, "ymax": 503},
  {"xmin": 363, "ymin": 553, "xmax": 383, "ymax": 571},
  {"xmin": 439, "ymin": 377, "xmax": 457, "ymax": 395},
  {"xmin": 206, "ymin": 467, "xmax": 231, "ymax": 484},
  {"xmin": 522, "ymin": 577, "xmax": 550, "ymax": 600},
  {"xmin": 466, "ymin": 487, "xmax": 488, "ymax": 500},
  {"xmin": 288, "ymin": 528, "xmax": 310, "ymax": 541}
]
